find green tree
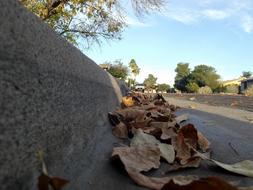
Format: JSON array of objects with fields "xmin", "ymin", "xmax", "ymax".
[
  {"xmin": 129, "ymin": 59, "xmax": 140, "ymax": 78},
  {"xmin": 21, "ymin": 0, "xmax": 165, "ymax": 47},
  {"xmin": 242, "ymin": 71, "xmax": 252, "ymax": 78},
  {"xmin": 157, "ymin": 83, "xmax": 170, "ymax": 92},
  {"xmin": 174, "ymin": 63, "xmax": 190, "ymax": 92},
  {"xmin": 190, "ymin": 65, "xmax": 220, "ymax": 90},
  {"xmin": 144, "ymin": 74, "xmax": 157, "ymax": 89},
  {"xmin": 106, "ymin": 60, "xmax": 129, "ymax": 80},
  {"xmin": 186, "ymin": 82, "xmax": 199, "ymax": 93},
  {"xmin": 128, "ymin": 59, "xmax": 140, "ymax": 86}
]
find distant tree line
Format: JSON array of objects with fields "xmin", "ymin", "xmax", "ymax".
[
  {"xmin": 174, "ymin": 63, "xmax": 220, "ymax": 93},
  {"xmin": 100, "ymin": 61, "xmax": 171, "ymax": 92}
]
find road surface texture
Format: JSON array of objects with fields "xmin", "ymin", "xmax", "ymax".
[
  {"xmin": 165, "ymin": 93, "xmax": 253, "ymax": 112},
  {"xmin": 166, "ymin": 96, "xmax": 253, "ymax": 123}
]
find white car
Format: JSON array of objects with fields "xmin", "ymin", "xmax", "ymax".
[{"xmin": 135, "ymin": 83, "xmax": 145, "ymax": 92}]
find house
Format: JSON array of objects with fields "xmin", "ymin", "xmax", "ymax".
[
  {"xmin": 240, "ymin": 77, "xmax": 253, "ymax": 93},
  {"xmin": 222, "ymin": 76, "xmax": 246, "ymax": 87}
]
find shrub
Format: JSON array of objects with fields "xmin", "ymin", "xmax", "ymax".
[
  {"xmin": 198, "ymin": 86, "xmax": 212, "ymax": 94},
  {"xmin": 245, "ymin": 85, "xmax": 253, "ymax": 96},
  {"xmin": 214, "ymin": 85, "xmax": 226, "ymax": 93},
  {"xmin": 186, "ymin": 82, "xmax": 199, "ymax": 93},
  {"xmin": 225, "ymin": 85, "xmax": 239, "ymax": 94}
]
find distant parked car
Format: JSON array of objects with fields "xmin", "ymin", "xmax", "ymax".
[{"xmin": 135, "ymin": 83, "xmax": 145, "ymax": 92}]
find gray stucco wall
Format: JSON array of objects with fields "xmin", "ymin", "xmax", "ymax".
[{"xmin": 0, "ymin": 1, "xmax": 137, "ymax": 189}]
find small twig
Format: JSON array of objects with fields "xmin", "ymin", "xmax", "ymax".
[
  {"xmin": 228, "ymin": 142, "xmax": 239, "ymax": 156},
  {"xmin": 36, "ymin": 150, "xmax": 48, "ymax": 175}
]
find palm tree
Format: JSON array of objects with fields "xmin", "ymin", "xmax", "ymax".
[{"xmin": 128, "ymin": 59, "xmax": 140, "ymax": 87}]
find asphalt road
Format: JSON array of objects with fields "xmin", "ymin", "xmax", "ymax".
[
  {"xmin": 165, "ymin": 93, "xmax": 253, "ymax": 112},
  {"xmin": 86, "ymin": 100, "xmax": 253, "ymax": 189}
]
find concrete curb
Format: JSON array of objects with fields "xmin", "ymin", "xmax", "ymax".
[{"xmin": 0, "ymin": 1, "xmax": 125, "ymax": 189}]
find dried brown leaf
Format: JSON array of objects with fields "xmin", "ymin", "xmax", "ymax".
[
  {"xmin": 151, "ymin": 111, "xmax": 171, "ymax": 122},
  {"xmin": 180, "ymin": 124, "xmax": 198, "ymax": 149},
  {"xmin": 161, "ymin": 176, "xmax": 239, "ymax": 190},
  {"xmin": 127, "ymin": 168, "xmax": 198, "ymax": 190},
  {"xmin": 161, "ymin": 127, "xmax": 177, "ymax": 140},
  {"xmin": 131, "ymin": 129, "xmax": 175, "ymax": 164},
  {"xmin": 166, "ymin": 156, "xmax": 202, "ymax": 173},
  {"xmin": 212, "ymin": 160, "xmax": 253, "ymax": 178},
  {"xmin": 150, "ymin": 122, "xmax": 170, "ymax": 129},
  {"xmin": 112, "ymin": 145, "xmax": 161, "ymax": 172},
  {"xmin": 129, "ymin": 117, "xmax": 152, "ymax": 129},
  {"xmin": 131, "ymin": 129, "xmax": 159, "ymax": 146},
  {"xmin": 198, "ymin": 153, "xmax": 253, "ymax": 178},
  {"xmin": 197, "ymin": 131, "xmax": 210, "ymax": 152},
  {"xmin": 116, "ymin": 108, "xmax": 146, "ymax": 123},
  {"xmin": 172, "ymin": 132, "xmax": 192, "ymax": 165},
  {"xmin": 108, "ymin": 112, "xmax": 120, "ymax": 126},
  {"xmin": 50, "ymin": 177, "xmax": 70, "ymax": 190},
  {"xmin": 122, "ymin": 96, "xmax": 136, "ymax": 107},
  {"xmin": 38, "ymin": 174, "xmax": 69, "ymax": 190},
  {"xmin": 158, "ymin": 143, "xmax": 175, "ymax": 164},
  {"xmin": 38, "ymin": 173, "xmax": 50, "ymax": 190},
  {"xmin": 112, "ymin": 122, "xmax": 128, "ymax": 139},
  {"xmin": 239, "ymin": 187, "xmax": 253, "ymax": 190}
]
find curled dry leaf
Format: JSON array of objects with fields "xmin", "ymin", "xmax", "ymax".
[
  {"xmin": 172, "ymin": 132, "xmax": 192, "ymax": 165},
  {"xmin": 158, "ymin": 143, "xmax": 175, "ymax": 164},
  {"xmin": 112, "ymin": 122, "xmax": 128, "ymax": 139},
  {"xmin": 116, "ymin": 108, "xmax": 146, "ymax": 123},
  {"xmin": 161, "ymin": 176, "xmax": 239, "ymax": 190},
  {"xmin": 122, "ymin": 96, "xmax": 136, "ymax": 107},
  {"xmin": 112, "ymin": 145, "xmax": 161, "ymax": 172},
  {"xmin": 129, "ymin": 116, "xmax": 152, "ymax": 129},
  {"xmin": 161, "ymin": 127, "xmax": 177, "ymax": 140},
  {"xmin": 131, "ymin": 129, "xmax": 175, "ymax": 164},
  {"xmin": 140, "ymin": 104, "xmax": 157, "ymax": 111},
  {"xmin": 38, "ymin": 174, "xmax": 70, "ymax": 190},
  {"xmin": 151, "ymin": 111, "xmax": 171, "ymax": 122},
  {"xmin": 38, "ymin": 173, "xmax": 50, "ymax": 190},
  {"xmin": 127, "ymin": 170, "xmax": 198, "ymax": 190},
  {"xmin": 150, "ymin": 122, "xmax": 169, "ymax": 129},
  {"xmin": 197, "ymin": 131, "xmax": 210, "ymax": 152},
  {"xmin": 108, "ymin": 112, "xmax": 120, "ymax": 126},
  {"xmin": 198, "ymin": 153, "xmax": 253, "ymax": 178},
  {"xmin": 166, "ymin": 156, "xmax": 202, "ymax": 173},
  {"xmin": 179, "ymin": 124, "xmax": 198, "ymax": 149},
  {"xmin": 131, "ymin": 129, "xmax": 159, "ymax": 146},
  {"xmin": 212, "ymin": 160, "xmax": 253, "ymax": 178},
  {"xmin": 50, "ymin": 177, "xmax": 70, "ymax": 190},
  {"xmin": 239, "ymin": 187, "xmax": 253, "ymax": 190}
]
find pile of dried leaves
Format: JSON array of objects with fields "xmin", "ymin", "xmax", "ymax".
[{"xmin": 108, "ymin": 93, "xmax": 253, "ymax": 190}]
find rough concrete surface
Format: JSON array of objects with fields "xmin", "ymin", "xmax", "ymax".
[{"xmin": 0, "ymin": 0, "xmax": 132, "ymax": 189}]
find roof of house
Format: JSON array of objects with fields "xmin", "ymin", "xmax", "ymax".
[
  {"xmin": 241, "ymin": 77, "xmax": 253, "ymax": 82},
  {"xmin": 222, "ymin": 77, "xmax": 246, "ymax": 86}
]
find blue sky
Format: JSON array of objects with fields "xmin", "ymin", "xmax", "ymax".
[{"xmin": 84, "ymin": 0, "xmax": 253, "ymax": 85}]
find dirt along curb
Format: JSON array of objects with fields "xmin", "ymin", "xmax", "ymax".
[{"xmin": 165, "ymin": 97, "xmax": 253, "ymax": 124}]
